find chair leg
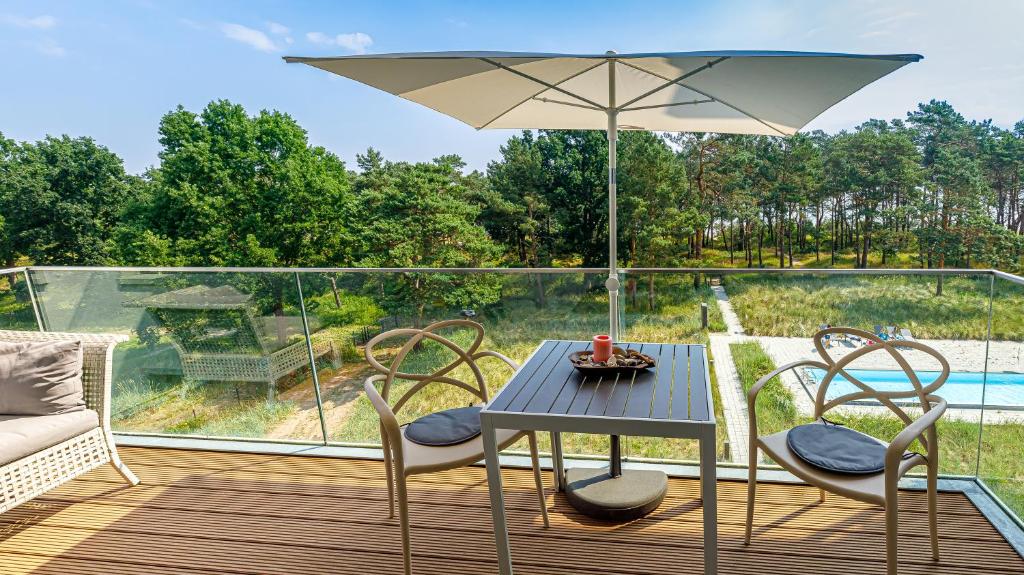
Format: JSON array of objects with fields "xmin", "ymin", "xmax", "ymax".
[
  {"xmin": 104, "ymin": 431, "xmax": 139, "ymax": 486},
  {"xmin": 396, "ymin": 473, "xmax": 412, "ymax": 575},
  {"xmin": 383, "ymin": 434, "xmax": 396, "ymax": 519},
  {"xmin": 819, "ymin": 488, "xmax": 827, "ymax": 503},
  {"xmin": 745, "ymin": 447, "xmax": 757, "ymax": 545},
  {"xmin": 885, "ymin": 491, "xmax": 899, "ymax": 575},
  {"xmin": 928, "ymin": 461, "xmax": 940, "ymax": 562},
  {"xmin": 527, "ymin": 432, "xmax": 550, "ymax": 528}
]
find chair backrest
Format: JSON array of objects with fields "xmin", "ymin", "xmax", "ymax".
[
  {"xmin": 364, "ymin": 319, "xmax": 488, "ymax": 417},
  {"xmin": 811, "ymin": 327, "xmax": 949, "ymax": 448}
]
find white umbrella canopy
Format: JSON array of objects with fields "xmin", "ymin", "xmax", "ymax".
[{"xmin": 285, "ymin": 50, "xmax": 921, "ymax": 337}]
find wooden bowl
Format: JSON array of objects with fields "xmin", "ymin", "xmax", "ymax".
[{"xmin": 568, "ymin": 346, "xmax": 656, "ymax": 374}]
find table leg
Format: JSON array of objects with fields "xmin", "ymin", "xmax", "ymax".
[
  {"xmin": 550, "ymin": 431, "xmax": 565, "ymax": 492},
  {"xmin": 700, "ymin": 429, "xmax": 718, "ymax": 575},
  {"xmin": 483, "ymin": 417, "xmax": 514, "ymax": 575}
]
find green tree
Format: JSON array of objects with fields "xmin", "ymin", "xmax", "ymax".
[
  {"xmin": 0, "ymin": 135, "xmax": 133, "ymax": 265},
  {"xmin": 142, "ymin": 100, "xmax": 356, "ymax": 268},
  {"xmin": 355, "ymin": 152, "xmax": 502, "ymax": 325}
]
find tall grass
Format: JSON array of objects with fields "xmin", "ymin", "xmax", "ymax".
[
  {"xmin": 731, "ymin": 341, "xmax": 801, "ymax": 436},
  {"xmin": 725, "ymin": 274, "xmax": 1015, "ymax": 340},
  {"xmin": 330, "ymin": 276, "xmax": 724, "ymax": 460}
]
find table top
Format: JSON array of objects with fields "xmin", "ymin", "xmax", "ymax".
[{"xmin": 485, "ymin": 340, "xmax": 712, "ymax": 423}]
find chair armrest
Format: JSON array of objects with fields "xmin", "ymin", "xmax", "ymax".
[
  {"xmin": 363, "ymin": 374, "xmax": 402, "ymax": 448},
  {"xmin": 886, "ymin": 395, "xmax": 947, "ymax": 473},
  {"xmin": 748, "ymin": 360, "xmax": 828, "ymax": 438},
  {"xmin": 472, "ymin": 350, "xmax": 520, "ymax": 371}
]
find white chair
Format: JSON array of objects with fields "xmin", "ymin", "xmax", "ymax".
[
  {"xmin": 363, "ymin": 319, "xmax": 549, "ymax": 575},
  {"xmin": 745, "ymin": 327, "xmax": 948, "ymax": 575}
]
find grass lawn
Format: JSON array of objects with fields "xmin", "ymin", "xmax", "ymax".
[
  {"xmin": 329, "ymin": 275, "xmax": 727, "ymax": 460},
  {"xmin": 732, "ymin": 339, "xmax": 1024, "ymax": 518},
  {"xmin": 0, "ymin": 282, "xmax": 37, "ymax": 330},
  {"xmin": 724, "ymin": 273, "xmax": 1023, "ymax": 340}
]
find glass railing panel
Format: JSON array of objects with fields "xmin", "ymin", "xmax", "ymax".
[
  {"xmin": 0, "ymin": 271, "xmax": 38, "ymax": 330},
  {"xmin": 298, "ymin": 270, "xmax": 611, "ymax": 458},
  {"xmin": 979, "ymin": 275, "xmax": 1024, "ymax": 521},
  {"xmin": 617, "ymin": 270, "xmax": 725, "ymax": 463},
  {"xmin": 27, "ymin": 269, "xmax": 326, "ymax": 442},
  {"xmin": 718, "ymin": 271, "xmax": 988, "ymax": 476}
]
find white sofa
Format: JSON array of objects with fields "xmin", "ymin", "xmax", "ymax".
[{"xmin": 0, "ymin": 330, "xmax": 139, "ymax": 513}]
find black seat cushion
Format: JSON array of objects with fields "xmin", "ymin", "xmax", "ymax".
[
  {"xmin": 786, "ymin": 422, "xmax": 888, "ymax": 475},
  {"xmin": 404, "ymin": 406, "xmax": 482, "ymax": 447}
]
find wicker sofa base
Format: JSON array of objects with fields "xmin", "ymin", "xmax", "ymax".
[{"xmin": 0, "ymin": 426, "xmax": 112, "ymax": 514}]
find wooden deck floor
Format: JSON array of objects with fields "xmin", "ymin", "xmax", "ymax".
[{"xmin": 1, "ymin": 447, "xmax": 1021, "ymax": 575}]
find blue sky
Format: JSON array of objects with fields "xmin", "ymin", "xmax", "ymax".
[{"xmin": 1, "ymin": 0, "xmax": 1021, "ymax": 175}]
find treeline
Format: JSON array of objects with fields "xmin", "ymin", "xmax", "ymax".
[{"xmin": 1, "ymin": 99, "xmax": 1022, "ymax": 282}]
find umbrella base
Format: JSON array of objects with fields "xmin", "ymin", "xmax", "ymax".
[{"xmin": 564, "ymin": 467, "xmax": 667, "ymax": 521}]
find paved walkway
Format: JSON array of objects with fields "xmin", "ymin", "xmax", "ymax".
[
  {"xmin": 712, "ymin": 285, "xmax": 745, "ymax": 336},
  {"xmin": 708, "ymin": 285, "xmax": 751, "ymax": 463}
]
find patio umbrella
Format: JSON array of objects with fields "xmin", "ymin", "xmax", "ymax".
[
  {"xmin": 284, "ymin": 50, "xmax": 922, "ymax": 522},
  {"xmin": 285, "ymin": 50, "xmax": 921, "ymax": 339}
]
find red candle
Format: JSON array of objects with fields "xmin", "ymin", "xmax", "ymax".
[{"xmin": 592, "ymin": 334, "xmax": 613, "ymax": 363}]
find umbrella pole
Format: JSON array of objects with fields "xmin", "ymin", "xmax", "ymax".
[
  {"xmin": 606, "ymin": 54, "xmax": 620, "ymax": 344},
  {"xmin": 563, "ymin": 54, "xmax": 667, "ymax": 523},
  {"xmin": 606, "ymin": 57, "xmax": 622, "ymax": 477}
]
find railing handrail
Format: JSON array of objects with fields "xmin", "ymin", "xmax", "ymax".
[
  {"xmin": 16, "ymin": 264, "xmax": 1024, "ymax": 284},
  {"xmin": 23, "ymin": 265, "xmax": 608, "ymax": 274}
]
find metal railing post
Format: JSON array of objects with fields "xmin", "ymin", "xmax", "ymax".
[
  {"xmin": 23, "ymin": 268, "xmax": 45, "ymax": 332},
  {"xmin": 295, "ymin": 272, "xmax": 330, "ymax": 446},
  {"xmin": 975, "ymin": 272, "xmax": 996, "ymax": 479}
]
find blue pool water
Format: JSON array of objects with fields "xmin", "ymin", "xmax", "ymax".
[{"xmin": 806, "ymin": 368, "xmax": 1024, "ymax": 408}]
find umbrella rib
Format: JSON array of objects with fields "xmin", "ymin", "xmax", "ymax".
[
  {"xmin": 615, "ymin": 57, "xmax": 729, "ymax": 111},
  {"xmin": 532, "ymin": 97, "xmax": 603, "ymax": 111},
  {"xmin": 477, "ymin": 60, "xmax": 608, "ymax": 129},
  {"xmin": 618, "ymin": 59, "xmax": 790, "ymax": 137},
  {"xmin": 479, "ymin": 57, "xmax": 608, "ymax": 112},
  {"xmin": 620, "ymin": 98, "xmax": 714, "ymax": 112}
]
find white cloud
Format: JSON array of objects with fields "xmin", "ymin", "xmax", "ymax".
[
  {"xmin": 445, "ymin": 17, "xmax": 469, "ymax": 28},
  {"xmin": 221, "ymin": 23, "xmax": 280, "ymax": 52},
  {"xmin": 178, "ymin": 18, "xmax": 204, "ymax": 31},
  {"xmin": 305, "ymin": 31, "xmax": 373, "ymax": 54},
  {"xmin": 1, "ymin": 14, "xmax": 56, "ymax": 29},
  {"xmin": 337, "ymin": 32, "xmax": 372, "ymax": 53},
  {"xmin": 32, "ymin": 37, "xmax": 65, "ymax": 57},
  {"xmin": 266, "ymin": 21, "xmax": 290, "ymax": 35}
]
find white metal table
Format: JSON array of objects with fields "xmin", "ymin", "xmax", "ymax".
[{"xmin": 480, "ymin": 339, "xmax": 718, "ymax": 575}]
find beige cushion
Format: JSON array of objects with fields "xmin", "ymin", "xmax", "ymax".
[
  {"xmin": 0, "ymin": 410, "xmax": 100, "ymax": 466},
  {"xmin": 0, "ymin": 340, "xmax": 85, "ymax": 415}
]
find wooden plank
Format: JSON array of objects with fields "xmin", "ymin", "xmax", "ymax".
[
  {"xmin": 487, "ymin": 340, "xmax": 561, "ymax": 412},
  {"xmin": 602, "ymin": 343, "xmax": 652, "ymax": 417},
  {"xmin": 648, "ymin": 344, "xmax": 674, "ymax": 419},
  {"xmin": 623, "ymin": 343, "xmax": 662, "ymax": 419},
  {"xmin": 493, "ymin": 340, "xmax": 567, "ymax": 413},
  {"xmin": 688, "ymin": 345, "xmax": 710, "ymax": 422},
  {"xmin": 586, "ymin": 342, "xmax": 650, "ymax": 417},
  {"xmin": 3, "ymin": 448, "xmax": 1020, "ymax": 575},
  {"xmin": 523, "ymin": 341, "xmax": 591, "ymax": 414},
  {"xmin": 547, "ymin": 364, "xmax": 588, "ymax": 415},
  {"xmin": 670, "ymin": 345, "xmax": 691, "ymax": 420}
]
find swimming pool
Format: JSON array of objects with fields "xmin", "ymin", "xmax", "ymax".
[{"xmin": 806, "ymin": 368, "xmax": 1024, "ymax": 409}]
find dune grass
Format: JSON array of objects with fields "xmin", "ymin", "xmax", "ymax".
[
  {"xmin": 329, "ymin": 276, "xmax": 726, "ymax": 459},
  {"xmin": 731, "ymin": 341, "xmax": 800, "ymax": 436},
  {"xmin": 724, "ymin": 273, "xmax": 1023, "ymax": 340}
]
